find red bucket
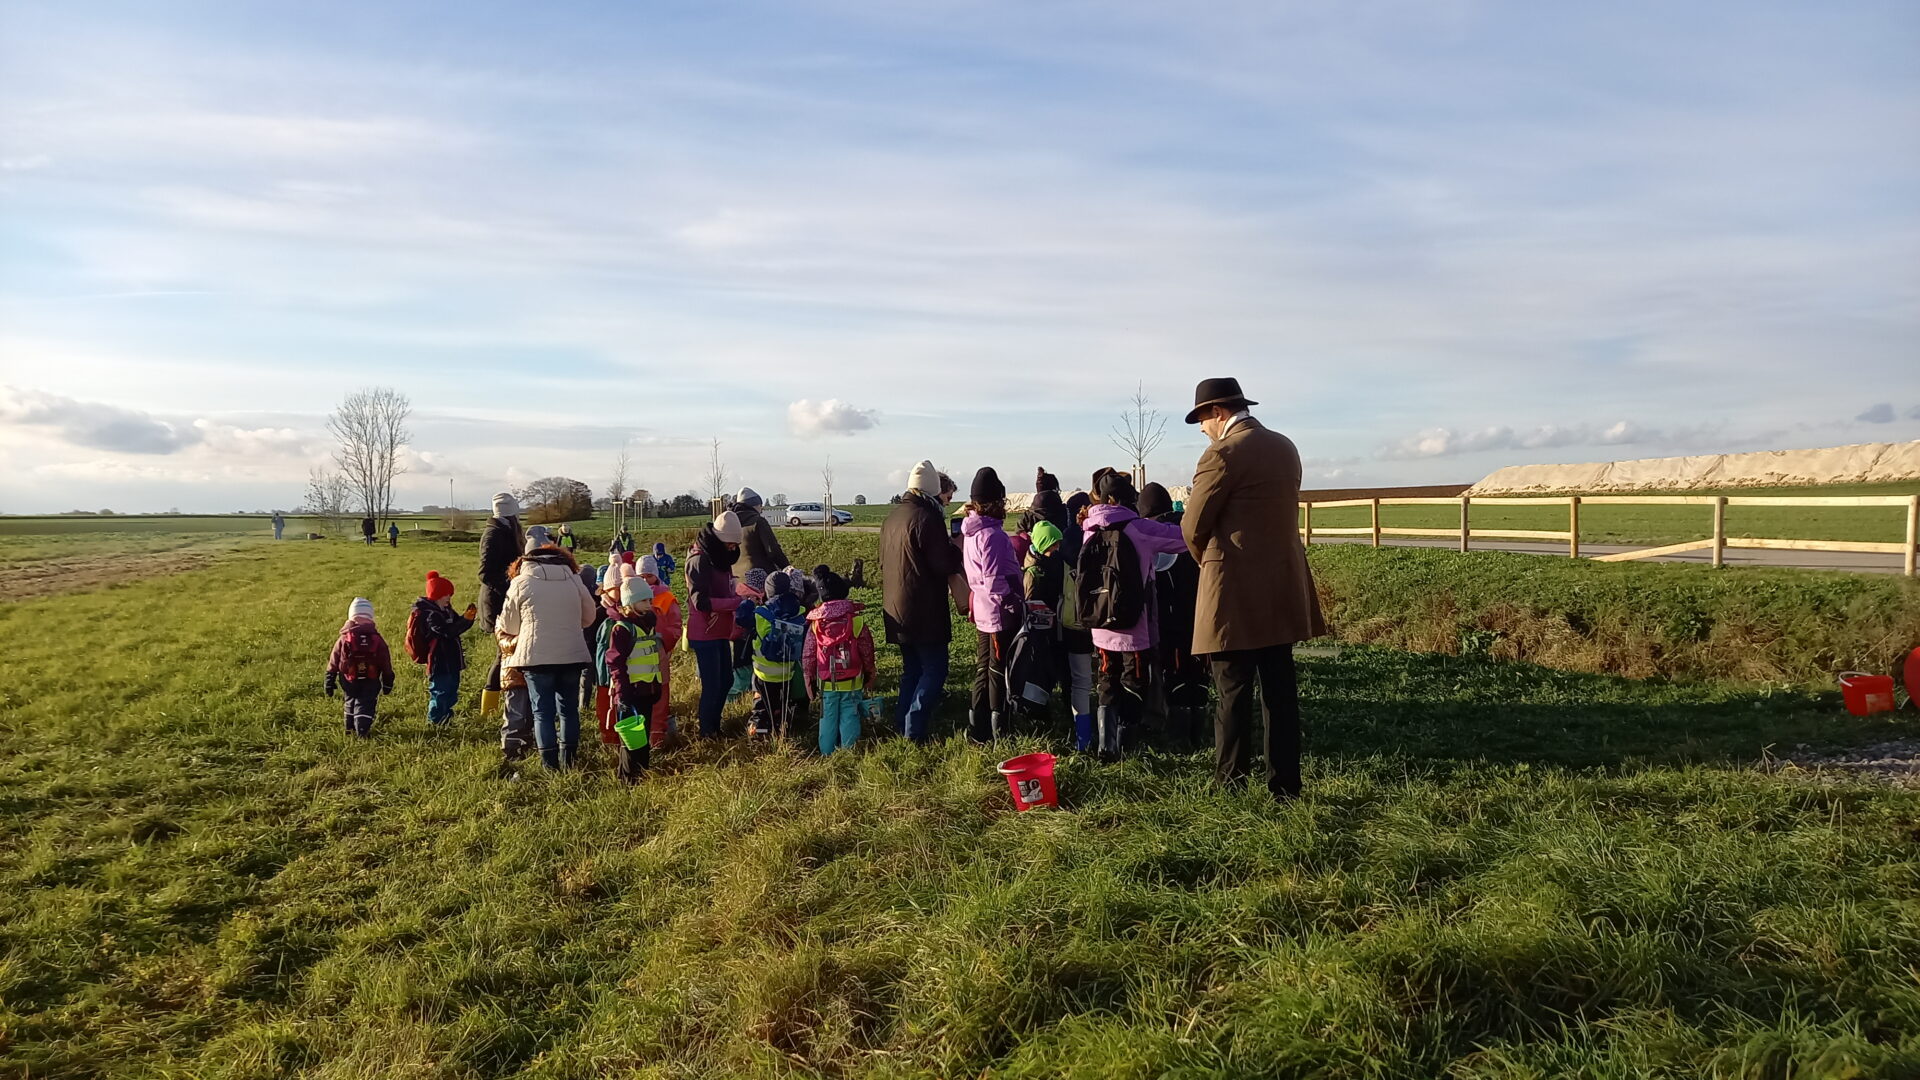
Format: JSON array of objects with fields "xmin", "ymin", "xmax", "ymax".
[
  {"xmin": 1839, "ymin": 672, "xmax": 1896, "ymax": 717},
  {"xmin": 998, "ymin": 752, "xmax": 1058, "ymax": 811}
]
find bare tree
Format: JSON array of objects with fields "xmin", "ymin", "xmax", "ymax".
[
  {"xmin": 821, "ymin": 455, "xmax": 835, "ymax": 532},
  {"xmin": 327, "ymin": 387, "xmax": 413, "ymax": 524},
  {"xmin": 608, "ymin": 449, "xmax": 630, "ymax": 505},
  {"xmin": 705, "ymin": 439, "xmax": 729, "ymax": 512},
  {"xmin": 1109, "ymin": 381, "xmax": 1167, "ymax": 488},
  {"xmin": 303, "ymin": 466, "xmax": 354, "ymax": 537}
]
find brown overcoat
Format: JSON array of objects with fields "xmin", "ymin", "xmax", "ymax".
[{"xmin": 1182, "ymin": 417, "xmax": 1327, "ymax": 654}]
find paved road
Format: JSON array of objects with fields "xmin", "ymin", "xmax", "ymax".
[
  {"xmin": 1312, "ymin": 536, "xmax": 1911, "ymax": 575},
  {"xmin": 781, "ymin": 527, "xmax": 1910, "ymax": 575}
]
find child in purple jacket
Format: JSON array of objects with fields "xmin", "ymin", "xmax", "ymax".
[
  {"xmin": 1081, "ymin": 468, "xmax": 1188, "ymax": 760},
  {"xmin": 961, "ymin": 467, "xmax": 1024, "ymax": 742}
]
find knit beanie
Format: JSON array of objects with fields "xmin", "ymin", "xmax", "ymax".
[
  {"xmin": 425, "ymin": 571, "xmax": 455, "ymax": 602},
  {"xmin": 346, "ymin": 597, "xmax": 374, "ymax": 622},
  {"xmin": 579, "ymin": 565, "xmax": 598, "ymax": 592},
  {"xmin": 640, "ymin": 554, "xmax": 661, "ymax": 579},
  {"xmin": 1137, "ymin": 482, "xmax": 1174, "ymax": 520},
  {"xmin": 622, "ymin": 549, "xmax": 637, "ymax": 566},
  {"xmin": 491, "ymin": 491, "xmax": 520, "ymax": 519},
  {"xmin": 524, "ymin": 524, "xmax": 552, "ymax": 552},
  {"xmin": 713, "ymin": 510, "xmax": 745, "ymax": 544},
  {"xmin": 1035, "ymin": 468, "xmax": 1060, "ymax": 493},
  {"xmin": 742, "ymin": 567, "xmax": 768, "ymax": 595},
  {"xmin": 735, "ymin": 487, "xmax": 763, "ymax": 509},
  {"xmin": 767, "ymin": 570, "xmax": 790, "ymax": 597},
  {"xmin": 1029, "ymin": 520, "xmax": 1064, "ymax": 556},
  {"xmin": 619, "ymin": 578, "xmax": 650, "ymax": 609},
  {"xmin": 970, "ymin": 466, "xmax": 1006, "ymax": 504},
  {"xmin": 596, "ymin": 564, "xmax": 610, "ymax": 586},
  {"xmin": 813, "ymin": 563, "xmax": 849, "ymax": 601},
  {"xmin": 906, "ymin": 459, "xmax": 940, "ymax": 495}
]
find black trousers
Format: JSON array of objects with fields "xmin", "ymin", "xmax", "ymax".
[
  {"xmin": 1097, "ymin": 649, "xmax": 1151, "ymax": 756},
  {"xmin": 1210, "ymin": 644, "xmax": 1300, "ymax": 797},
  {"xmin": 968, "ymin": 627, "xmax": 1017, "ymax": 741}
]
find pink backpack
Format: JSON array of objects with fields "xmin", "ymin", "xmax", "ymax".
[{"xmin": 812, "ymin": 610, "xmax": 863, "ymax": 684}]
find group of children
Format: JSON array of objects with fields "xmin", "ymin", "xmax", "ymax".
[{"xmin": 321, "ymin": 534, "xmax": 879, "ymax": 774}]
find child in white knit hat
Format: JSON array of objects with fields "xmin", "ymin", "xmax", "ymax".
[{"xmin": 325, "ymin": 597, "xmax": 395, "ymax": 737}]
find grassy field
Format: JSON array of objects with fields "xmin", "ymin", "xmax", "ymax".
[
  {"xmin": 1302, "ymin": 481, "xmax": 1920, "ymax": 547},
  {"xmin": 3, "ymin": 532, "xmax": 1919, "ymax": 1077}
]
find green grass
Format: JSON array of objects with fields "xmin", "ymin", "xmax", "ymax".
[
  {"xmin": 1302, "ymin": 481, "xmax": 1920, "ymax": 547},
  {"xmin": 3, "ymin": 536, "xmax": 1919, "ymax": 1077}
]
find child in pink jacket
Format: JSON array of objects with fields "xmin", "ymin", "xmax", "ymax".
[
  {"xmin": 961, "ymin": 467, "xmax": 1024, "ymax": 743},
  {"xmin": 1080, "ymin": 468, "xmax": 1188, "ymax": 760}
]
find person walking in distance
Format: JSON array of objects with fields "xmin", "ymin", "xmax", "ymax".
[{"xmin": 1181, "ymin": 378, "xmax": 1325, "ymax": 799}]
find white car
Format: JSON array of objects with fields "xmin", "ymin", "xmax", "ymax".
[{"xmin": 784, "ymin": 502, "xmax": 853, "ymax": 526}]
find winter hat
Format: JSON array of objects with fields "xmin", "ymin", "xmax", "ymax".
[
  {"xmin": 742, "ymin": 567, "xmax": 768, "ymax": 595},
  {"xmin": 596, "ymin": 564, "xmax": 610, "ymax": 586},
  {"xmin": 622, "ymin": 549, "xmax": 638, "ymax": 566},
  {"xmin": 640, "ymin": 554, "xmax": 661, "ymax": 580},
  {"xmin": 579, "ymin": 565, "xmax": 598, "ymax": 592},
  {"xmin": 813, "ymin": 563, "xmax": 849, "ymax": 602},
  {"xmin": 1064, "ymin": 490, "xmax": 1091, "ymax": 519},
  {"xmin": 620, "ymin": 577, "xmax": 650, "ymax": 609},
  {"xmin": 1030, "ymin": 520, "xmax": 1064, "ymax": 556},
  {"xmin": 346, "ymin": 597, "xmax": 374, "ymax": 623},
  {"xmin": 1093, "ymin": 468, "xmax": 1138, "ymax": 507},
  {"xmin": 1035, "ymin": 468, "xmax": 1060, "ymax": 493},
  {"xmin": 492, "ymin": 491, "xmax": 520, "ymax": 518},
  {"xmin": 1138, "ymin": 482, "xmax": 1174, "ymax": 520},
  {"xmin": 734, "ymin": 487, "xmax": 763, "ymax": 509},
  {"xmin": 713, "ymin": 510, "xmax": 745, "ymax": 545},
  {"xmin": 425, "ymin": 571, "xmax": 455, "ymax": 602},
  {"xmin": 523, "ymin": 525, "xmax": 552, "ymax": 553},
  {"xmin": 970, "ymin": 466, "xmax": 1006, "ymax": 505},
  {"xmin": 653, "ymin": 541, "xmax": 669, "ymax": 558},
  {"xmin": 767, "ymin": 570, "xmax": 791, "ymax": 597},
  {"xmin": 906, "ymin": 460, "xmax": 940, "ymax": 495}
]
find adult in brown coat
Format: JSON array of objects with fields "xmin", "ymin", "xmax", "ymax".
[
  {"xmin": 1182, "ymin": 377, "xmax": 1326, "ymax": 798},
  {"xmin": 880, "ymin": 461, "xmax": 962, "ymax": 742}
]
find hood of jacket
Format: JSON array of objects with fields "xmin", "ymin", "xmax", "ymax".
[
  {"xmin": 808, "ymin": 598, "xmax": 864, "ymax": 623},
  {"xmin": 759, "ymin": 593, "xmax": 802, "ymax": 621},
  {"xmin": 731, "ymin": 502, "xmax": 763, "ymax": 526},
  {"xmin": 1137, "ymin": 483, "xmax": 1174, "ymax": 520},
  {"xmin": 1083, "ymin": 502, "xmax": 1138, "ymax": 530},
  {"xmin": 960, "ymin": 510, "xmax": 1005, "ymax": 537},
  {"xmin": 519, "ymin": 550, "xmax": 579, "ymax": 581},
  {"xmin": 1029, "ymin": 488, "xmax": 1067, "ymax": 521}
]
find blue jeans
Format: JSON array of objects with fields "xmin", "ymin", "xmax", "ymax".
[
  {"xmin": 689, "ymin": 639, "xmax": 733, "ymax": 737},
  {"xmin": 427, "ymin": 668, "xmax": 460, "ymax": 725},
  {"xmin": 896, "ymin": 641, "xmax": 948, "ymax": 743},
  {"xmin": 524, "ymin": 665, "xmax": 584, "ymax": 752},
  {"xmin": 819, "ymin": 689, "xmax": 863, "ymax": 754}
]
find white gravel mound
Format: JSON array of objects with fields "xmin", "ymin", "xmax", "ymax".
[{"xmin": 1467, "ymin": 440, "xmax": 1920, "ymax": 495}]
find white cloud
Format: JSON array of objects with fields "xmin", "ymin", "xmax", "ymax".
[
  {"xmin": 0, "ymin": 385, "xmax": 202, "ymax": 454},
  {"xmin": 1, "ymin": 154, "xmax": 50, "ymax": 172},
  {"xmin": 1377, "ymin": 419, "xmax": 1677, "ymax": 460},
  {"xmin": 1856, "ymin": 402, "xmax": 1896, "ymax": 424},
  {"xmin": 788, "ymin": 399, "xmax": 879, "ymax": 438}
]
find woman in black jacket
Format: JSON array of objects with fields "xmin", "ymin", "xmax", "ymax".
[{"xmin": 730, "ymin": 488, "xmax": 789, "ymax": 575}]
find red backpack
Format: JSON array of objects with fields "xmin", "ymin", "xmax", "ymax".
[
  {"xmin": 340, "ymin": 624, "xmax": 385, "ymax": 681},
  {"xmin": 812, "ymin": 608, "xmax": 864, "ymax": 685},
  {"xmin": 403, "ymin": 602, "xmax": 434, "ymax": 665}
]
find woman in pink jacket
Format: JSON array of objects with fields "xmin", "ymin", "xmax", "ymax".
[
  {"xmin": 1080, "ymin": 468, "xmax": 1189, "ymax": 760},
  {"xmin": 961, "ymin": 467, "xmax": 1023, "ymax": 742},
  {"xmin": 685, "ymin": 511, "xmax": 745, "ymax": 738}
]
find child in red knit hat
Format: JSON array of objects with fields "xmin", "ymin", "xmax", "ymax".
[{"xmin": 406, "ymin": 571, "xmax": 476, "ymax": 726}]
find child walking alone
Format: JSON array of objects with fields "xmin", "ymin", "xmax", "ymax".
[
  {"xmin": 802, "ymin": 565, "xmax": 876, "ymax": 755},
  {"xmin": 325, "ymin": 597, "xmax": 395, "ymax": 737},
  {"xmin": 407, "ymin": 572, "xmax": 476, "ymax": 726}
]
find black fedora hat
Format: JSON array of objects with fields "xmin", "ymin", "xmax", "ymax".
[{"xmin": 1185, "ymin": 377, "xmax": 1258, "ymax": 424}]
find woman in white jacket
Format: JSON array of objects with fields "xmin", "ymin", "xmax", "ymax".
[{"xmin": 498, "ymin": 536, "xmax": 597, "ymax": 770}]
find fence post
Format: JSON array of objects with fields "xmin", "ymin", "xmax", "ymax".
[
  {"xmin": 1711, "ymin": 496, "xmax": 1726, "ymax": 568},
  {"xmin": 1303, "ymin": 502, "xmax": 1313, "ymax": 546},
  {"xmin": 1906, "ymin": 494, "xmax": 1918, "ymax": 578},
  {"xmin": 1371, "ymin": 498, "xmax": 1381, "ymax": 547},
  {"xmin": 1459, "ymin": 496, "xmax": 1471, "ymax": 553},
  {"xmin": 1568, "ymin": 496, "xmax": 1580, "ymax": 560}
]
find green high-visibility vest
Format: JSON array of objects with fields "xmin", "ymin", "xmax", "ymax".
[{"xmin": 624, "ymin": 628, "xmax": 662, "ymax": 684}]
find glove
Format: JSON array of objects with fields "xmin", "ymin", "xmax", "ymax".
[
  {"xmin": 324, "ymin": 673, "xmax": 337, "ymax": 697},
  {"xmin": 464, "ymin": 603, "xmax": 478, "ymax": 619},
  {"xmin": 381, "ymin": 681, "xmax": 394, "ymax": 696}
]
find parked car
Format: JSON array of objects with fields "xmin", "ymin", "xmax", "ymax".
[{"xmin": 785, "ymin": 503, "xmax": 853, "ymax": 526}]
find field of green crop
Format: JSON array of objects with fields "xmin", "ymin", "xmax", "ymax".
[{"xmin": 3, "ymin": 525, "xmax": 1918, "ymax": 1078}]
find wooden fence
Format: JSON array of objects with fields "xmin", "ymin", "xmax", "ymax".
[{"xmin": 1298, "ymin": 494, "xmax": 1920, "ymax": 576}]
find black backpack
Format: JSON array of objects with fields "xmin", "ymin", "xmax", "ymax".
[
  {"xmin": 1005, "ymin": 616, "xmax": 1056, "ymax": 716},
  {"xmin": 1076, "ymin": 521, "xmax": 1146, "ymax": 631}
]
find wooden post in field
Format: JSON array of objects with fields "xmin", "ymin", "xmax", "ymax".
[
  {"xmin": 1459, "ymin": 496, "xmax": 1471, "ymax": 553},
  {"xmin": 1905, "ymin": 494, "xmax": 1918, "ymax": 577},
  {"xmin": 1371, "ymin": 498, "xmax": 1381, "ymax": 547},
  {"xmin": 1303, "ymin": 502, "xmax": 1313, "ymax": 546},
  {"xmin": 1711, "ymin": 496, "xmax": 1727, "ymax": 568},
  {"xmin": 1568, "ymin": 496, "xmax": 1581, "ymax": 560}
]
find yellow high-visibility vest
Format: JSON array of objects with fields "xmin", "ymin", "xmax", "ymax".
[{"xmin": 626, "ymin": 631, "xmax": 662, "ymax": 683}]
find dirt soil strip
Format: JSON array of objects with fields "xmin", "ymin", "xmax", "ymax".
[{"xmin": 3, "ymin": 536, "xmax": 267, "ymax": 601}]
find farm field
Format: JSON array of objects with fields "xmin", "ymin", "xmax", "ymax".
[
  {"xmin": 1301, "ymin": 480, "xmax": 1920, "ymax": 547},
  {"xmin": 3, "ymin": 528, "xmax": 1919, "ymax": 1078}
]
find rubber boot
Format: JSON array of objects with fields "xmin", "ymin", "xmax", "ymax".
[
  {"xmin": 557, "ymin": 743, "xmax": 576, "ymax": 771},
  {"xmin": 1074, "ymin": 713, "xmax": 1095, "ymax": 753},
  {"xmin": 540, "ymin": 746, "xmax": 561, "ymax": 771},
  {"xmin": 989, "ymin": 711, "xmax": 1003, "ymax": 742},
  {"xmin": 1096, "ymin": 707, "xmax": 1121, "ymax": 763}
]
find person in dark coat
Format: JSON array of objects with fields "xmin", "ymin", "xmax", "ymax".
[
  {"xmin": 477, "ymin": 491, "xmax": 526, "ymax": 696},
  {"xmin": 730, "ymin": 487, "xmax": 789, "ymax": 575},
  {"xmin": 360, "ymin": 516, "xmax": 376, "ymax": 545},
  {"xmin": 1018, "ymin": 468, "xmax": 1081, "ymax": 566},
  {"xmin": 1182, "ymin": 378, "xmax": 1327, "ymax": 799},
  {"xmin": 880, "ymin": 460, "xmax": 962, "ymax": 742},
  {"xmin": 1140, "ymin": 481, "xmax": 1207, "ymax": 749}
]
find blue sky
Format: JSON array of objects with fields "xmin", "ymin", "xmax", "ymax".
[{"xmin": 2, "ymin": 0, "xmax": 1917, "ymax": 512}]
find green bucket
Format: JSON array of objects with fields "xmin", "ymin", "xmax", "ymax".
[{"xmin": 613, "ymin": 712, "xmax": 650, "ymax": 750}]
